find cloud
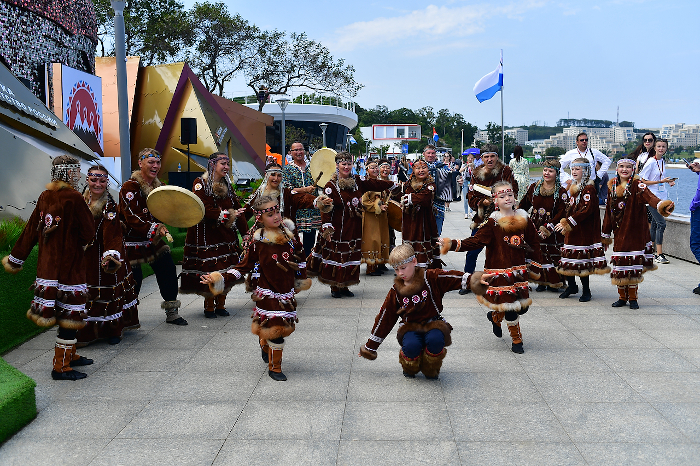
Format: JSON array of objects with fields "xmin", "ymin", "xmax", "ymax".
[{"xmin": 328, "ymin": 2, "xmax": 547, "ymax": 52}]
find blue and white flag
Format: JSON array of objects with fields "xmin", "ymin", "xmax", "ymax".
[
  {"xmin": 349, "ymin": 135, "xmax": 357, "ymax": 144},
  {"xmin": 473, "ymin": 52, "xmax": 503, "ymax": 103}
]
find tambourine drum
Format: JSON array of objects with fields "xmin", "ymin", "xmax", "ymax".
[
  {"xmin": 472, "ymin": 184, "xmax": 493, "ymax": 197},
  {"xmin": 387, "ymin": 199, "xmax": 402, "ymax": 232},
  {"xmin": 147, "ymin": 185, "xmax": 205, "ymax": 228},
  {"xmin": 310, "ymin": 147, "xmax": 337, "ymax": 188}
]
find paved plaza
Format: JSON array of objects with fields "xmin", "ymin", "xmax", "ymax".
[{"xmin": 2, "ymin": 204, "xmax": 700, "ymax": 465}]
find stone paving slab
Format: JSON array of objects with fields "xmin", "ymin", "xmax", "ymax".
[{"xmin": 2, "ymin": 205, "xmax": 700, "ymax": 465}]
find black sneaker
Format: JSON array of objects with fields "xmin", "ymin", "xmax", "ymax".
[{"xmin": 693, "ymin": 286, "xmax": 700, "ymax": 295}]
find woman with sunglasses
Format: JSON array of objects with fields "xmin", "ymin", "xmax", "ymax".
[{"xmin": 631, "ymin": 132, "xmax": 656, "ymax": 173}]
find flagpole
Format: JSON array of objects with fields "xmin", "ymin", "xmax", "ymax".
[{"xmin": 500, "ymin": 49, "xmax": 504, "ymax": 162}]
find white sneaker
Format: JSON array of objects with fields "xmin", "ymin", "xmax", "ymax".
[
  {"xmin": 464, "ymin": 214, "xmax": 469, "ymax": 219},
  {"xmin": 655, "ymin": 254, "xmax": 670, "ymax": 264}
]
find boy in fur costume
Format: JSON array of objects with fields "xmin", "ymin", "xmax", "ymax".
[
  {"xmin": 78, "ymin": 165, "xmax": 139, "ymax": 346},
  {"xmin": 359, "ymin": 244, "xmax": 492, "ymax": 378},
  {"xmin": 119, "ymin": 148, "xmax": 185, "ymax": 325},
  {"xmin": 602, "ymin": 159, "xmax": 674, "ymax": 309},
  {"xmin": 201, "ymin": 195, "xmax": 311, "ymax": 381},
  {"xmin": 180, "ymin": 153, "xmax": 249, "ymax": 319},
  {"xmin": 399, "ymin": 158, "xmax": 441, "ymax": 269},
  {"xmin": 554, "ymin": 158, "xmax": 611, "ymax": 302},
  {"xmin": 307, "ymin": 151, "xmax": 398, "ymax": 298},
  {"xmin": 3, "ymin": 156, "xmax": 96, "ymax": 380},
  {"xmin": 518, "ymin": 159, "xmax": 567, "ymax": 292},
  {"xmin": 440, "ymin": 181, "xmax": 544, "ymax": 354}
]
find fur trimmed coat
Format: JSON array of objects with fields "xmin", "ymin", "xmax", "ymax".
[
  {"xmin": 556, "ymin": 180, "xmax": 610, "ymax": 277},
  {"xmin": 602, "ymin": 177, "xmax": 673, "ymax": 285},
  {"xmin": 445, "ymin": 209, "xmax": 542, "ymax": 312},
  {"xmin": 360, "ymin": 188, "xmax": 390, "ymax": 265},
  {"xmin": 180, "ymin": 174, "xmax": 248, "ymax": 297},
  {"xmin": 362, "ymin": 268, "xmax": 467, "ymax": 354},
  {"xmin": 214, "ymin": 223, "xmax": 310, "ymax": 341},
  {"xmin": 400, "ymin": 177, "xmax": 440, "ymax": 268},
  {"xmin": 307, "ymin": 175, "xmax": 395, "ymax": 288},
  {"xmin": 467, "ymin": 160, "xmax": 518, "ymax": 228},
  {"xmin": 4, "ymin": 181, "xmax": 94, "ymax": 329},
  {"xmin": 77, "ymin": 193, "xmax": 139, "ymax": 345},
  {"xmin": 118, "ymin": 171, "xmax": 169, "ymax": 265}
]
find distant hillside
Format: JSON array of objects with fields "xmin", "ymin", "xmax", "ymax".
[{"xmin": 506, "ymin": 125, "xmax": 560, "ymax": 141}]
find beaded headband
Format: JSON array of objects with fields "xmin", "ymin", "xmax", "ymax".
[
  {"xmin": 493, "ymin": 187, "xmax": 513, "ymax": 196},
  {"xmin": 254, "ymin": 203, "xmax": 280, "ymax": 221},
  {"xmin": 616, "ymin": 158, "xmax": 635, "ymax": 166},
  {"xmin": 391, "ymin": 254, "xmax": 416, "ymax": 268},
  {"xmin": 209, "ymin": 155, "xmax": 229, "ymax": 165},
  {"xmin": 87, "ymin": 172, "xmax": 108, "ymax": 179},
  {"xmin": 265, "ymin": 167, "xmax": 282, "ymax": 174},
  {"xmin": 51, "ymin": 163, "xmax": 80, "ymax": 181},
  {"xmin": 413, "ymin": 159, "xmax": 428, "ymax": 168},
  {"xmin": 139, "ymin": 151, "xmax": 161, "ymax": 161},
  {"xmin": 571, "ymin": 161, "xmax": 590, "ymax": 168}
]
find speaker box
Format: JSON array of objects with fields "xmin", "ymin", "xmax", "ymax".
[{"xmin": 180, "ymin": 118, "xmax": 197, "ymax": 145}]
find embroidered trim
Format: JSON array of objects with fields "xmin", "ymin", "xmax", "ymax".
[
  {"xmin": 85, "ymin": 311, "xmax": 123, "ymax": 322},
  {"xmin": 568, "ymin": 216, "xmax": 577, "ymax": 226},
  {"xmin": 102, "ymin": 250, "xmax": 121, "ymax": 261},
  {"xmin": 253, "ymin": 306, "xmax": 296, "ymax": 319},
  {"xmin": 8, "ymin": 254, "xmax": 23, "ymax": 266}
]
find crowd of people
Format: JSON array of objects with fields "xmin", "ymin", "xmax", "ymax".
[{"xmin": 4, "ymin": 135, "xmax": 699, "ymax": 383}]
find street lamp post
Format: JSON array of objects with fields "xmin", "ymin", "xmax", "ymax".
[
  {"xmin": 276, "ymin": 96, "xmax": 290, "ymax": 166},
  {"xmin": 365, "ymin": 139, "xmax": 371, "ymax": 158},
  {"xmin": 319, "ymin": 123, "xmax": 328, "ymax": 148},
  {"xmin": 111, "ymin": 0, "xmax": 130, "ymax": 183},
  {"xmin": 461, "ymin": 128, "xmax": 464, "ymax": 155}
]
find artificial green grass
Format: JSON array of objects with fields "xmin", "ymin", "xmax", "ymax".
[
  {"xmin": 0, "ymin": 247, "xmax": 45, "ymax": 354},
  {"xmin": 0, "ymin": 357, "xmax": 37, "ymax": 443}
]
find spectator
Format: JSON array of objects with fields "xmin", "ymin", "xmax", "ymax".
[
  {"xmin": 689, "ymin": 159, "xmax": 700, "ymax": 294},
  {"xmin": 596, "ymin": 161, "xmax": 609, "ymax": 205}
]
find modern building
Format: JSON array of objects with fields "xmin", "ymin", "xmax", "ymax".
[
  {"xmin": 531, "ymin": 126, "xmax": 633, "ymax": 155},
  {"xmin": 359, "ymin": 124, "xmax": 422, "ymax": 157},
  {"xmin": 661, "ymin": 123, "xmax": 700, "ymax": 148},
  {"xmin": 474, "ymin": 127, "xmax": 529, "ymax": 147},
  {"xmin": 244, "ymin": 98, "xmax": 358, "ymax": 155}
]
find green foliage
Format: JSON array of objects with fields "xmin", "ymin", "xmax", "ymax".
[
  {"xmin": 544, "ymin": 146, "xmax": 567, "ymax": 158},
  {"xmin": 0, "ymin": 358, "xmax": 36, "ymax": 443},
  {"xmin": 0, "ymin": 247, "xmax": 45, "ymax": 354},
  {"xmin": 0, "ymin": 217, "xmax": 26, "ymax": 252},
  {"xmin": 485, "ymin": 122, "xmax": 517, "ymax": 160}
]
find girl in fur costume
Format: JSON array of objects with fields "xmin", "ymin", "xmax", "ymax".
[
  {"xmin": 360, "ymin": 159, "xmax": 391, "ymax": 275},
  {"xmin": 399, "ymin": 159, "xmax": 441, "ymax": 269},
  {"xmin": 201, "ymin": 195, "xmax": 311, "ymax": 381},
  {"xmin": 602, "ymin": 159, "xmax": 674, "ymax": 309},
  {"xmin": 439, "ymin": 181, "xmax": 544, "ymax": 354},
  {"xmin": 180, "ymin": 153, "xmax": 249, "ymax": 319},
  {"xmin": 554, "ymin": 158, "xmax": 610, "ymax": 302},
  {"xmin": 78, "ymin": 165, "xmax": 139, "ymax": 346},
  {"xmin": 518, "ymin": 159, "xmax": 567, "ymax": 292},
  {"xmin": 307, "ymin": 152, "xmax": 398, "ymax": 298},
  {"xmin": 358, "ymin": 244, "xmax": 492, "ymax": 379}
]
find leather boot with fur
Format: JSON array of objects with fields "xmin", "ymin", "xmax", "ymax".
[
  {"xmin": 628, "ymin": 285, "xmax": 639, "ymax": 309},
  {"xmin": 52, "ymin": 338, "xmax": 87, "ymax": 380},
  {"xmin": 420, "ymin": 347, "xmax": 447, "ymax": 380},
  {"xmin": 508, "ymin": 322, "xmax": 524, "ymax": 354},
  {"xmin": 163, "ymin": 300, "xmax": 187, "ymax": 325},
  {"xmin": 399, "ymin": 350, "xmax": 421, "ymax": 378},
  {"xmin": 268, "ymin": 339, "xmax": 287, "ymax": 381},
  {"xmin": 487, "ymin": 311, "xmax": 504, "ymax": 338},
  {"xmin": 612, "ymin": 286, "xmax": 628, "ymax": 307},
  {"xmin": 215, "ymin": 294, "xmax": 230, "ymax": 316},
  {"xmin": 204, "ymin": 297, "xmax": 216, "ymax": 319},
  {"xmin": 260, "ymin": 337, "xmax": 270, "ymax": 363},
  {"xmin": 69, "ymin": 343, "xmax": 93, "ymax": 367}
]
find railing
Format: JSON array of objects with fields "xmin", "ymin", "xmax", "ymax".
[{"xmin": 232, "ymin": 93, "xmax": 357, "ymax": 113}]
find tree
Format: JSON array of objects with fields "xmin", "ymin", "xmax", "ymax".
[
  {"xmin": 544, "ymin": 146, "xmax": 566, "ymax": 158},
  {"xmin": 244, "ymin": 32, "xmax": 363, "ymax": 111},
  {"xmin": 188, "ymin": 2, "xmax": 259, "ymax": 96},
  {"xmin": 93, "ymin": 0, "xmax": 193, "ymax": 65}
]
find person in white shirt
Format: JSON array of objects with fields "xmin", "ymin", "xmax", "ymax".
[
  {"xmin": 559, "ymin": 132, "xmax": 611, "ymax": 190},
  {"xmin": 639, "ymin": 139, "xmax": 675, "ymax": 264},
  {"xmin": 631, "ymin": 132, "xmax": 656, "ymax": 172}
]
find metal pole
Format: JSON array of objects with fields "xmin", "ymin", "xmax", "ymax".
[
  {"xmin": 281, "ymin": 108, "xmax": 286, "ymax": 166},
  {"xmin": 500, "ymin": 49, "xmax": 505, "ymax": 162},
  {"xmin": 461, "ymin": 128, "xmax": 464, "ymax": 155},
  {"xmin": 111, "ymin": 0, "xmax": 131, "ymax": 183}
]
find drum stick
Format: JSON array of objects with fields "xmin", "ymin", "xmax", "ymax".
[{"xmin": 314, "ymin": 171, "xmax": 324, "ymax": 187}]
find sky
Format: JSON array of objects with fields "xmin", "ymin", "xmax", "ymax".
[{"xmin": 180, "ymin": 0, "xmax": 699, "ymax": 130}]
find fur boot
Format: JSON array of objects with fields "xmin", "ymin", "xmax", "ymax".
[
  {"xmin": 487, "ymin": 311, "xmax": 504, "ymax": 337},
  {"xmin": 215, "ymin": 294, "xmax": 230, "ymax": 316},
  {"xmin": 399, "ymin": 350, "xmax": 421, "ymax": 378},
  {"xmin": 52, "ymin": 338, "xmax": 87, "ymax": 380},
  {"xmin": 162, "ymin": 300, "xmax": 187, "ymax": 325},
  {"xmin": 204, "ymin": 297, "xmax": 216, "ymax": 319},
  {"xmin": 260, "ymin": 337, "xmax": 270, "ymax": 363},
  {"xmin": 420, "ymin": 347, "xmax": 447, "ymax": 380},
  {"xmin": 628, "ymin": 285, "xmax": 639, "ymax": 309},
  {"xmin": 268, "ymin": 339, "xmax": 287, "ymax": 381},
  {"xmin": 612, "ymin": 286, "xmax": 628, "ymax": 307},
  {"xmin": 507, "ymin": 322, "xmax": 524, "ymax": 354}
]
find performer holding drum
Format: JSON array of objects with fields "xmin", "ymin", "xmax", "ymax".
[
  {"xmin": 179, "ymin": 153, "xmax": 248, "ymax": 319},
  {"xmin": 361, "ymin": 159, "xmax": 391, "ymax": 276},
  {"xmin": 307, "ymin": 151, "xmax": 398, "ymax": 298},
  {"xmin": 120, "ymin": 148, "xmax": 187, "ymax": 325}
]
